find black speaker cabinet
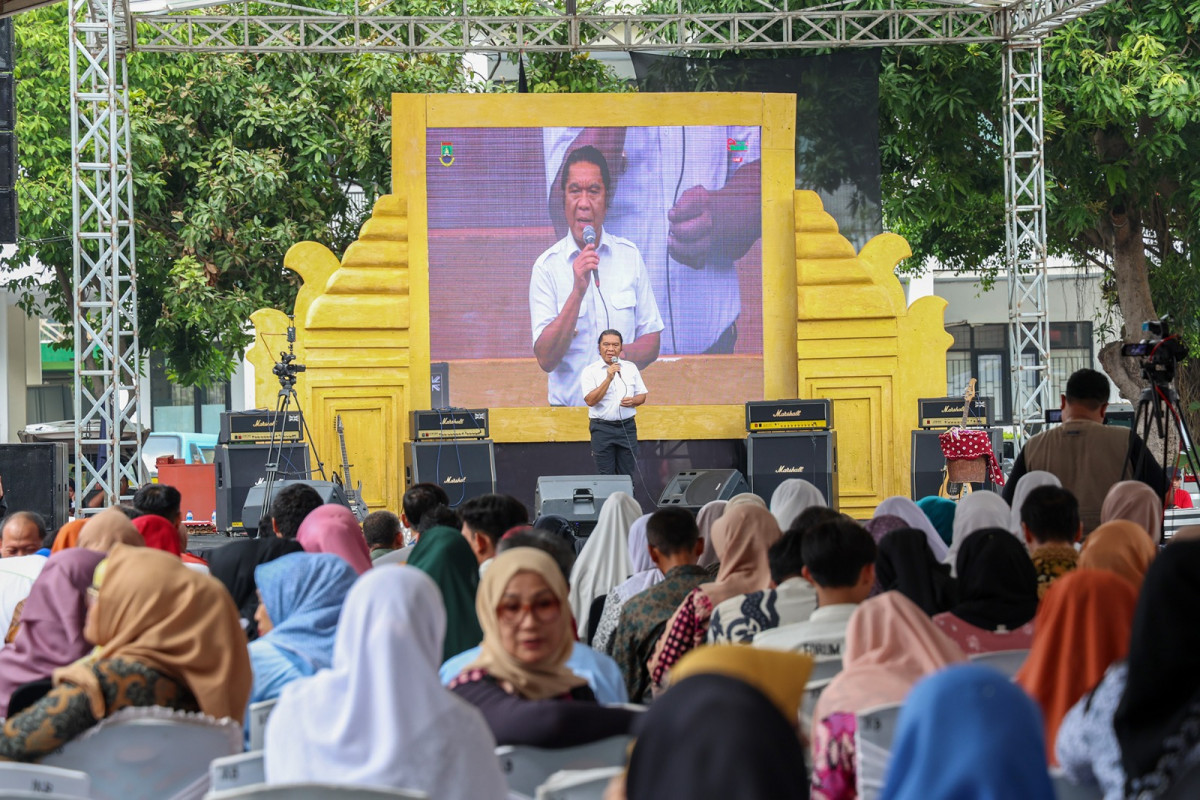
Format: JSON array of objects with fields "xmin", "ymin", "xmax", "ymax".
[
  {"xmin": 658, "ymin": 469, "xmax": 750, "ymax": 512},
  {"xmin": 0, "ymin": 442, "xmax": 69, "ymax": 532},
  {"xmin": 215, "ymin": 443, "xmax": 310, "ymax": 534},
  {"xmin": 535, "ymin": 474, "xmax": 635, "ymax": 536},
  {"xmin": 746, "ymin": 432, "xmax": 838, "ymax": 510},
  {"xmin": 910, "ymin": 429, "xmax": 1005, "ymax": 499},
  {"xmin": 407, "ymin": 440, "xmax": 496, "ymax": 508},
  {"xmin": 241, "ymin": 479, "xmax": 349, "ymax": 536}
]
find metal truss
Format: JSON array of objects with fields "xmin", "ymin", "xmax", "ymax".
[{"xmin": 70, "ymin": 0, "xmax": 142, "ymax": 513}]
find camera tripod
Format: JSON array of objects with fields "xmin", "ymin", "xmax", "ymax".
[{"xmin": 1131, "ymin": 382, "xmax": 1200, "ymax": 507}]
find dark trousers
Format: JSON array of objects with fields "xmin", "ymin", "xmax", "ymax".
[{"xmin": 590, "ymin": 417, "xmax": 638, "ymax": 478}]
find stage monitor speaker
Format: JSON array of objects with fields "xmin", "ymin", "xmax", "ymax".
[
  {"xmin": 535, "ymin": 475, "xmax": 634, "ymax": 537},
  {"xmin": 241, "ymin": 479, "xmax": 348, "ymax": 536},
  {"xmin": 407, "ymin": 440, "xmax": 496, "ymax": 508},
  {"xmin": 658, "ymin": 469, "xmax": 750, "ymax": 512},
  {"xmin": 214, "ymin": 443, "xmax": 310, "ymax": 534},
  {"xmin": 910, "ymin": 429, "xmax": 1005, "ymax": 499},
  {"xmin": 746, "ymin": 432, "xmax": 838, "ymax": 511},
  {"xmin": 0, "ymin": 442, "xmax": 69, "ymax": 533}
]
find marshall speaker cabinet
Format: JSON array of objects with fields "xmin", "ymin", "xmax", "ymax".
[
  {"xmin": 911, "ymin": 429, "xmax": 1005, "ymax": 499},
  {"xmin": 746, "ymin": 432, "xmax": 838, "ymax": 510},
  {"xmin": 215, "ymin": 443, "xmax": 310, "ymax": 534},
  {"xmin": 407, "ymin": 440, "xmax": 496, "ymax": 508}
]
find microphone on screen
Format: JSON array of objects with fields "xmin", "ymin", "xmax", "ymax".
[
  {"xmin": 610, "ymin": 354, "xmax": 620, "ymax": 374},
  {"xmin": 583, "ymin": 225, "xmax": 599, "ymax": 287}
]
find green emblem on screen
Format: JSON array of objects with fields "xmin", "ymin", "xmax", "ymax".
[{"xmin": 440, "ymin": 142, "xmax": 454, "ymax": 166}]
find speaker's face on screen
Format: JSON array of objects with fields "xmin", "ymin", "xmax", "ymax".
[{"xmin": 564, "ymin": 160, "xmax": 608, "ymax": 245}]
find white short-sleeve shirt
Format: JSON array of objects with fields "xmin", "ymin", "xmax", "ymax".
[{"xmin": 580, "ymin": 357, "xmax": 647, "ymax": 421}]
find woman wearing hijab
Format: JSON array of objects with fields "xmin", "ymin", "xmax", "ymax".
[
  {"xmin": 0, "ymin": 549, "xmax": 105, "ymax": 718},
  {"xmin": 872, "ymin": 497, "xmax": 949, "ymax": 560},
  {"xmin": 812, "ymin": 591, "xmax": 966, "ymax": 800},
  {"xmin": 264, "ymin": 566, "xmax": 507, "ymax": 799},
  {"xmin": 131, "ymin": 513, "xmax": 183, "ymax": 556},
  {"xmin": 449, "ymin": 548, "xmax": 636, "ymax": 747},
  {"xmin": 874, "ymin": 529, "xmax": 956, "ymax": 616},
  {"xmin": 671, "ymin": 645, "xmax": 815, "ymax": 724},
  {"xmin": 296, "ymin": 504, "xmax": 373, "ymax": 574},
  {"xmin": 75, "ymin": 508, "xmax": 145, "ymax": 552},
  {"xmin": 944, "ymin": 490, "xmax": 1011, "ymax": 577},
  {"xmin": 50, "ymin": 519, "xmax": 88, "ymax": 553},
  {"xmin": 209, "ymin": 536, "xmax": 304, "ymax": 638},
  {"xmin": 915, "ymin": 496, "xmax": 956, "ymax": 548},
  {"xmin": 647, "ymin": 504, "xmax": 782, "ymax": 692},
  {"xmin": 881, "ymin": 664, "xmax": 1056, "ymax": 800},
  {"xmin": 1078, "ymin": 520, "xmax": 1156, "ymax": 590},
  {"xmin": 726, "ymin": 492, "xmax": 768, "ymax": 510},
  {"xmin": 1015, "ymin": 568, "xmax": 1137, "ymax": 766},
  {"xmin": 1101, "ymin": 480, "xmax": 1164, "ymax": 544},
  {"xmin": 625, "ymin": 674, "xmax": 810, "ymax": 800},
  {"xmin": 932, "ymin": 528, "xmax": 1038, "ymax": 654},
  {"xmin": 0, "ymin": 546, "xmax": 251, "ymax": 761},
  {"xmin": 567, "ymin": 491, "xmax": 642, "ymax": 635},
  {"xmin": 591, "ymin": 514, "xmax": 659, "ymax": 654},
  {"xmin": 1008, "ymin": 470, "xmax": 1062, "ymax": 536},
  {"xmin": 695, "ymin": 499, "xmax": 726, "ymax": 572},
  {"xmin": 406, "ymin": 522, "xmax": 485, "ymax": 661},
  {"xmin": 770, "ymin": 478, "xmax": 826, "ymax": 531}
]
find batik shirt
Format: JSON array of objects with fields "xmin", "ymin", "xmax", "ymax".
[
  {"xmin": 707, "ymin": 576, "xmax": 818, "ymax": 644},
  {"xmin": 1031, "ymin": 543, "xmax": 1078, "ymax": 600}
]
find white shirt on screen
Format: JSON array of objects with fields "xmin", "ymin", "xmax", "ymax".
[
  {"xmin": 544, "ymin": 126, "xmax": 762, "ymax": 355},
  {"xmin": 530, "ymin": 232, "xmax": 663, "ymax": 407},
  {"xmin": 580, "ymin": 358, "xmax": 647, "ymax": 421}
]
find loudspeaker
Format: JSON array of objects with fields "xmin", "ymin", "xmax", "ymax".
[
  {"xmin": 746, "ymin": 432, "xmax": 838, "ymax": 509},
  {"xmin": 0, "ymin": 443, "xmax": 69, "ymax": 533},
  {"xmin": 535, "ymin": 474, "xmax": 635, "ymax": 537},
  {"xmin": 214, "ymin": 443, "xmax": 310, "ymax": 533},
  {"xmin": 240, "ymin": 479, "xmax": 349, "ymax": 536},
  {"xmin": 407, "ymin": 440, "xmax": 496, "ymax": 508},
  {"xmin": 910, "ymin": 429, "xmax": 1005, "ymax": 499},
  {"xmin": 658, "ymin": 469, "xmax": 750, "ymax": 512}
]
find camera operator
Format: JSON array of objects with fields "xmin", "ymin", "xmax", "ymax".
[{"xmin": 1003, "ymin": 368, "xmax": 1166, "ymax": 536}]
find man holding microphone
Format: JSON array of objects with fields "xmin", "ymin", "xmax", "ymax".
[{"xmin": 582, "ymin": 329, "xmax": 647, "ymax": 477}]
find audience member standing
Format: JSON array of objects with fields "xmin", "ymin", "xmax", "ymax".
[
  {"xmin": 1020, "ymin": 485, "xmax": 1081, "ymax": 599},
  {"xmin": 568, "ymin": 491, "xmax": 642, "ymax": 638},
  {"xmin": 933, "ymin": 528, "xmax": 1038, "ymax": 654},
  {"xmin": 1078, "ymin": 520, "xmax": 1156, "ymax": 590},
  {"xmin": 1100, "ymin": 480, "xmax": 1164, "ymax": 544},
  {"xmin": 407, "ymin": 522, "xmax": 485, "ymax": 661}
]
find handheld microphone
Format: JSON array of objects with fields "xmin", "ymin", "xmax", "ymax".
[{"xmin": 583, "ymin": 225, "xmax": 599, "ymax": 287}]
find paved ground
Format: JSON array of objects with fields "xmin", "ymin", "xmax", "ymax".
[{"xmin": 185, "ymin": 532, "xmax": 245, "ymax": 556}]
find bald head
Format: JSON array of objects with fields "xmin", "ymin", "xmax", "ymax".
[{"xmin": 2, "ymin": 512, "xmax": 46, "ymax": 558}]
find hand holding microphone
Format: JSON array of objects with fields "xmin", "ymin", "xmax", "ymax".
[
  {"xmin": 584, "ymin": 225, "xmax": 599, "ymax": 287},
  {"xmin": 571, "ymin": 224, "xmax": 600, "ymax": 294},
  {"xmin": 606, "ymin": 354, "xmax": 622, "ymax": 380}
]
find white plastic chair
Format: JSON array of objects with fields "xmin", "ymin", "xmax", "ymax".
[
  {"xmin": 496, "ymin": 735, "xmax": 632, "ymax": 799},
  {"xmin": 809, "ymin": 657, "xmax": 843, "ymax": 682},
  {"xmin": 40, "ymin": 706, "xmax": 243, "ymax": 800},
  {"xmin": 0, "ymin": 763, "xmax": 90, "ymax": 798},
  {"xmin": 799, "ymin": 677, "xmax": 832, "ymax": 728},
  {"xmin": 206, "ymin": 785, "xmax": 426, "ymax": 799},
  {"xmin": 854, "ymin": 702, "xmax": 902, "ymax": 800},
  {"xmin": 1049, "ymin": 768, "xmax": 1105, "ymax": 800},
  {"xmin": 247, "ymin": 699, "xmax": 277, "ymax": 751},
  {"xmin": 536, "ymin": 767, "xmax": 623, "ymax": 800},
  {"xmin": 207, "ymin": 752, "xmax": 265, "ymax": 797},
  {"xmin": 968, "ymin": 649, "xmax": 1031, "ymax": 678}
]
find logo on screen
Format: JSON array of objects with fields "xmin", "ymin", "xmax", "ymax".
[
  {"xmin": 727, "ymin": 137, "xmax": 747, "ymax": 164},
  {"xmin": 439, "ymin": 142, "xmax": 455, "ymax": 167}
]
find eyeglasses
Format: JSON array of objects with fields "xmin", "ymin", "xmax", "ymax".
[{"xmin": 496, "ymin": 595, "xmax": 562, "ymax": 626}]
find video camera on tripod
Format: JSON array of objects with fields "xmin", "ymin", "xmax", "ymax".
[
  {"xmin": 272, "ymin": 325, "xmax": 307, "ymax": 387},
  {"xmin": 1121, "ymin": 318, "xmax": 1188, "ymax": 385}
]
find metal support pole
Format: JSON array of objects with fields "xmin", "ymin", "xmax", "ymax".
[
  {"xmin": 70, "ymin": 0, "xmax": 142, "ymax": 513},
  {"xmin": 1003, "ymin": 40, "xmax": 1050, "ymax": 445}
]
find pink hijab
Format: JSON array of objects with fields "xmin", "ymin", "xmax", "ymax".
[
  {"xmin": 1101, "ymin": 480, "xmax": 1164, "ymax": 543},
  {"xmin": 297, "ymin": 505, "xmax": 373, "ymax": 574}
]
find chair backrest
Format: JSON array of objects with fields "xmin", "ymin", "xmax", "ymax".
[
  {"xmin": 0, "ymin": 763, "xmax": 90, "ymax": 798},
  {"xmin": 799, "ymin": 677, "xmax": 832, "ymax": 728},
  {"xmin": 41, "ymin": 706, "xmax": 242, "ymax": 800},
  {"xmin": 206, "ymin": 784, "xmax": 427, "ymax": 799},
  {"xmin": 854, "ymin": 702, "xmax": 903, "ymax": 800},
  {"xmin": 496, "ymin": 735, "xmax": 632, "ymax": 798},
  {"xmin": 247, "ymin": 699, "xmax": 277, "ymax": 751},
  {"xmin": 967, "ymin": 649, "xmax": 1031, "ymax": 678},
  {"xmin": 1048, "ymin": 768, "xmax": 1105, "ymax": 800},
  {"xmin": 208, "ymin": 752, "xmax": 265, "ymax": 796},
  {"xmin": 809, "ymin": 657, "xmax": 843, "ymax": 682},
  {"xmin": 536, "ymin": 767, "xmax": 624, "ymax": 800}
]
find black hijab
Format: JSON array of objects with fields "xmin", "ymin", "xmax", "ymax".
[
  {"xmin": 876, "ymin": 528, "xmax": 957, "ymax": 616},
  {"xmin": 626, "ymin": 674, "xmax": 809, "ymax": 800},
  {"xmin": 951, "ymin": 528, "xmax": 1039, "ymax": 631},
  {"xmin": 1114, "ymin": 541, "xmax": 1200, "ymax": 793},
  {"xmin": 208, "ymin": 536, "xmax": 304, "ymax": 636}
]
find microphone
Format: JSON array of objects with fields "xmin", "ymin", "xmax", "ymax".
[
  {"xmin": 610, "ymin": 354, "xmax": 620, "ymax": 373},
  {"xmin": 583, "ymin": 225, "xmax": 599, "ymax": 287}
]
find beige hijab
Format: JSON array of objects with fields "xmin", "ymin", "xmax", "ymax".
[
  {"xmin": 699, "ymin": 503, "xmax": 782, "ymax": 606},
  {"xmin": 76, "ymin": 509, "xmax": 145, "ymax": 552},
  {"xmin": 1079, "ymin": 520, "xmax": 1157, "ymax": 590},
  {"xmin": 467, "ymin": 548, "xmax": 586, "ymax": 701},
  {"xmin": 1101, "ymin": 480, "xmax": 1164, "ymax": 543}
]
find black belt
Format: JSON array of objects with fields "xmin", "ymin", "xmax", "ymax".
[{"xmin": 592, "ymin": 417, "xmax": 635, "ymax": 426}]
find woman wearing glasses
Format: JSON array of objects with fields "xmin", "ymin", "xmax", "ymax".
[{"xmin": 450, "ymin": 547, "xmax": 636, "ymax": 747}]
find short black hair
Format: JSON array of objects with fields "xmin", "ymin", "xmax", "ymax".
[
  {"xmin": 560, "ymin": 145, "xmax": 612, "ymax": 195},
  {"xmin": 1064, "ymin": 368, "xmax": 1110, "ymax": 410},
  {"xmin": 417, "ymin": 503, "xmax": 460, "ymax": 534},
  {"xmin": 114, "ymin": 504, "xmax": 141, "ymax": 520},
  {"xmin": 791, "ymin": 506, "xmax": 844, "ymax": 535},
  {"xmin": 402, "ymin": 483, "xmax": 450, "ymax": 530},
  {"xmin": 598, "ymin": 329, "xmax": 623, "ymax": 346},
  {"xmin": 497, "ymin": 528, "xmax": 577, "ymax": 583},
  {"xmin": 459, "ymin": 494, "xmax": 528, "ymax": 546},
  {"xmin": 3, "ymin": 511, "xmax": 47, "ymax": 542},
  {"xmin": 768, "ymin": 529, "xmax": 806, "ymax": 584},
  {"xmin": 1020, "ymin": 485, "xmax": 1080, "ymax": 544},
  {"xmin": 133, "ymin": 483, "xmax": 181, "ymax": 521},
  {"xmin": 269, "ymin": 483, "xmax": 324, "ymax": 539},
  {"xmin": 363, "ymin": 510, "xmax": 401, "ymax": 549},
  {"xmin": 646, "ymin": 508, "xmax": 699, "ymax": 557},
  {"xmin": 800, "ymin": 518, "xmax": 877, "ymax": 588}
]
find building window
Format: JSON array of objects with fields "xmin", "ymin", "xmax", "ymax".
[{"xmin": 149, "ymin": 353, "xmax": 230, "ymax": 434}]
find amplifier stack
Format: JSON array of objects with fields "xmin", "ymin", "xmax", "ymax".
[
  {"xmin": 912, "ymin": 396, "xmax": 1001, "ymax": 497},
  {"xmin": 216, "ymin": 409, "xmax": 311, "ymax": 534},
  {"xmin": 743, "ymin": 399, "xmax": 838, "ymax": 509},
  {"xmin": 407, "ymin": 408, "xmax": 495, "ymax": 507}
]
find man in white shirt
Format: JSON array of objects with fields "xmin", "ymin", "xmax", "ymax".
[
  {"xmin": 582, "ymin": 329, "xmax": 648, "ymax": 477},
  {"xmin": 529, "ymin": 146, "xmax": 663, "ymax": 407}
]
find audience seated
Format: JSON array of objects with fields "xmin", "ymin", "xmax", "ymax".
[
  {"xmin": 874, "ymin": 528, "xmax": 956, "ymax": 616},
  {"xmin": 811, "ymin": 591, "xmax": 966, "ymax": 799},
  {"xmin": 769, "ymin": 478, "xmax": 827, "ymax": 532},
  {"xmin": 1008, "ymin": 470, "xmax": 1062, "ymax": 536},
  {"xmin": 76, "ymin": 508, "xmax": 146, "ymax": 552},
  {"xmin": 406, "ymin": 519, "xmax": 485, "ymax": 661},
  {"xmin": 1, "ymin": 512, "xmax": 45, "ymax": 559},
  {"xmin": 1078, "ymin": 520, "xmax": 1156, "ymax": 590},
  {"xmin": 459, "ymin": 493, "xmax": 530, "ymax": 573},
  {"xmin": 264, "ymin": 566, "xmax": 507, "ymax": 800},
  {"xmin": 1016, "ymin": 568, "xmax": 1137, "ymax": 765},
  {"xmin": 296, "ymin": 504, "xmax": 373, "ymax": 574},
  {"xmin": 671, "ymin": 644, "xmax": 815, "ymax": 724},
  {"xmin": 591, "ymin": 514, "xmax": 656, "ymax": 654},
  {"xmin": 943, "ymin": 490, "xmax": 1010, "ymax": 576},
  {"xmin": 50, "ymin": 518, "xmax": 88, "ymax": 552},
  {"xmin": 0, "ymin": 545, "xmax": 250, "ymax": 760},
  {"xmin": 624, "ymin": 673, "xmax": 809, "ymax": 800},
  {"xmin": 649, "ymin": 504, "xmax": 781, "ymax": 690},
  {"xmin": 568, "ymin": 491, "xmax": 642, "ymax": 638},
  {"xmin": 374, "ymin": 483, "xmax": 453, "ymax": 565},
  {"xmin": 1020, "ymin": 484, "xmax": 1081, "ymax": 599},
  {"xmin": 1101, "ymin": 480, "xmax": 1164, "ymax": 544},
  {"xmin": 933, "ymin": 528, "xmax": 1038, "ymax": 654},
  {"xmin": 132, "ymin": 484, "xmax": 188, "ymax": 558},
  {"xmin": 753, "ymin": 517, "xmax": 874, "ymax": 658},
  {"xmin": 0, "ymin": 553, "xmax": 46, "ymax": 652},
  {"xmin": 363, "ymin": 510, "xmax": 403, "ymax": 562},
  {"xmin": 872, "ymin": 496, "xmax": 948, "ymax": 560},
  {"xmin": 881, "ymin": 664, "xmax": 1055, "ymax": 800},
  {"xmin": 449, "ymin": 548, "xmax": 636, "ymax": 747},
  {"xmin": 695, "ymin": 499, "xmax": 726, "ymax": 574},
  {"xmin": 915, "ymin": 496, "xmax": 956, "ymax": 548}
]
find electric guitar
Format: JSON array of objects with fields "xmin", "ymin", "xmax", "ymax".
[
  {"xmin": 939, "ymin": 378, "xmax": 977, "ymax": 501},
  {"xmin": 336, "ymin": 415, "xmax": 369, "ymax": 522}
]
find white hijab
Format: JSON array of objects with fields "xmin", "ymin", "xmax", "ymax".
[
  {"xmin": 611, "ymin": 514, "xmax": 662, "ymax": 602},
  {"xmin": 568, "ymin": 492, "xmax": 643, "ymax": 632},
  {"xmin": 944, "ymin": 491, "xmax": 1012, "ymax": 576},
  {"xmin": 769, "ymin": 479, "xmax": 827, "ymax": 530},
  {"xmin": 264, "ymin": 566, "xmax": 506, "ymax": 800},
  {"xmin": 1008, "ymin": 471, "xmax": 1062, "ymax": 537},
  {"xmin": 873, "ymin": 497, "xmax": 949, "ymax": 560}
]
